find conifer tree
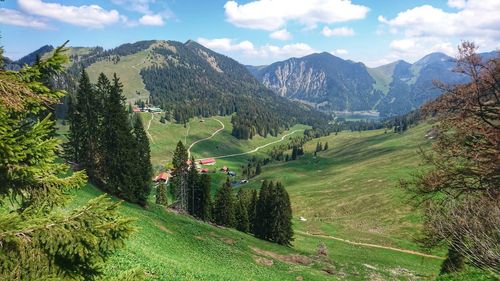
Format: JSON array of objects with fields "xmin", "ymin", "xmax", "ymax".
[
  {"xmin": 196, "ymin": 173, "xmax": 212, "ymax": 221},
  {"xmin": 268, "ymin": 182, "xmax": 294, "ymax": 245},
  {"xmin": 248, "ymin": 189, "xmax": 258, "ymax": 233},
  {"xmin": 291, "ymin": 147, "xmax": 298, "ymax": 160},
  {"xmin": 255, "ymin": 162, "xmax": 262, "ymax": 175},
  {"xmin": 0, "ymin": 44, "xmax": 133, "ymax": 280},
  {"xmin": 324, "ymin": 142, "xmax": 329, "ymax": 151},
  {"xmin": 172, "ymin": 141, "xmax": 188, "ymax": 211},
  {"xmin": 101, "ymin": 74, "xmax": 137, "ymax": 202},
  {"xmin": 235, "ymin": 197, "xmax": 250, "ymax": 233},
  {"xmin": 213, "ymin": 178, "xmax": 235, "ymax": 227},
  {"xmin": 132, "ymin": 114, "xmax": 153, "ymax": 205},
  {"xmin": 187, "ymin": 156, "xmax": 199, "ymax": 215},
  {"xmin": 65, "ymin": 95, "xmax": 83, "ymax": 163},
  {"xmin": 156, "ymin": 183, "xmax": 168, "ymax": 206},
  {"xmin": 254, "ymin": 180, "xmax": 272, "ymax": 239}
]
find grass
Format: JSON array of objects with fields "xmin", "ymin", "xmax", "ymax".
[
  {"xmin": 67, "ymin": 183, "xmax": 441, "ymax": 280},
  {"xmin": 60, "ymin": 116, "xmax": 445, "ymax": 279},
  {"xmin": 86, "ymin": 50, "xmax": 150, "ymax": 103}
]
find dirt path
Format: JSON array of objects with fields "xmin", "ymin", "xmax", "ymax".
[
  {"xmin": 197, "ymin": 130, "xmax": 301, "ymax": 161},
  {"xmin": 296, "ymin": 230, "xmax": 444, "ymax": 260},
  {"xmin": 131, "ymin": 58, "xmax": 146, "ymax": 70},
  {"xmin": 145, "ymin": 113, "xmax": 155, "ymax": 144},
  {"xmin": 187, "ymin": 119, "xmax": 225, "ymax": 159}
]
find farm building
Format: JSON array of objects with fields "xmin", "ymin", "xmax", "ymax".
[
  {"xmin": 199, "ymin": 158, "xmax": 216, "ymax": 165},
  {"xmin": 154, "ymin": 172, "xmax": 170, "ymax": 183},
  {"xmin": 200, "ymin": 168, "xmax": 209, "ymax": 173},
  {"xmin": 132, "ymin": 107, "xmax": 141, "ymax": 113}
]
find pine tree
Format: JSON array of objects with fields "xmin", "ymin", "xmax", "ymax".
[
  {"xmin": 65, "ymin": 95, "xmax": 83, "ymax": 163},
  {"xmin": 187, "ymin": 156, "xmax": 199, "ymax": 215},
  {"xmin": 132, "ymin": 114, "xmax": 153, "ymax": 206},
  {"xmin": 248, "ymin": 189, "xmax": 258, "ymax": 233},
  {"xmin": 235, "ymin": 197, "xmax": 250, "ymax": 233},
  {"xmin": 172, "ymin": 141, "xmax": 188, "ymax": 211},
  {"xmin": 156, "ymin": 183, "xmax": 168, "ymax": 206},
  {"xmin": 197, "ymin": 173, "xmax": 212, "ymax": 221},
  {"xmin": 0, "ymin": 44, "xmax": 133, "ymax": 280},
  {"xmin": 255, "ymin": 162, "xmax": 262, "ymax": 175},
  {"xmin": 254, "ymin": 180, "xmax": 272, "ymax": 239},
  {"xmin": 291, "ymin": 147, "xmax": 298, "ymax": 160},
  {"xmin": 101, "ymin": 74, "xmax": 137, "ymax": 202},
  {"xmin": 324, "ymin": 142, "xmax": 329, "ymax": 151},
  {"xmin": 268, "ymin": 182, "xmax": 294, "ymax": 245},
  {"xmin": 213, "ymin": 178, "xmax": 236, "ymax": 227}
]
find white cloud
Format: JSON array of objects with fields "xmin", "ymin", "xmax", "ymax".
[
  {"xmin": 270, "ymin": 29, "xmax": 292, "ymax": 40},
  {"xmin": 376, "ymin": 0, "xmax": 500, "ymax": 66},
  {"xmin": 196, "ymin": 37, "xmax": 316, "ymax": 63},
  {"xmin": 0, "ymin": 8, "xmax": 48, "ymax": 29},
  {"xmin": 18, "ymin": 0, "xmax": 121, "ymax": 28},
  {"xmin": 333, "ymin": 49, "xmax": 348, "ymax": 55},
  {"xmin": 224, "ymin": 0, "xmax": 369, "ymax": 31},
  {"xmin": 321, "ymin": 26, "xmax": 355, "ymax": 37},
  {"xmin": 138, "ymin": 14, "xmax": 164, "ymax": 26}
]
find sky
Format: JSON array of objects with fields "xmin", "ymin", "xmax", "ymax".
[{"xmin": 1, "ymin": 0, "xmax": 499, "ymax": 67}]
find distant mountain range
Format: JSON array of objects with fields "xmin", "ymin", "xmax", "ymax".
[
  {"xmin": 5, "ymin": 41, "xmax": 496, "ymax": 119},
  {"xmin": 248, "ymin": 51, "xmax": 497, "ymax": 117}
]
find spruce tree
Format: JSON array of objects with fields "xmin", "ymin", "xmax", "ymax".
[
  {"xmin": 255, "ymin": 162, "xmax": 262, "ymax": 175},
  {"xmin": 187, "ymin": 156, "xmax": 199, "ymax": 215},
  {"xmin": 213, "ymin": 178, "xmax": 235, "ymax": 227},
  {"xmin": 254, "ymin": 180, "xmax": 272, "ymax": 239},
  {"xmin": 248, "ymin": 189, "xmax": 258, "ymax": 233},
  {"xmin": 132, "ymin": 114, "xmax": 153, "ymax": 206},
  {"xmin": 65, "ymin": 95, "xmax": 83, "ymax": 163},
  {"xmin": 235, "ymin": 197, "xmax": 250, "ymax": 233},
  {"xmin": 0, "ymin": 44, "xmax": 133, "ymax": 280},
  {"xmin": 101, "ymin": 74, "xmax": 137, "ymax": 202},
  {"xmin": 324, "ymin": 142, "xmax": 329, "ymax": 151},
  {"xmin": 172, "ymin": 141, "xmax": 188, "ymax": 211},
  {"xmin": 269, "ymin": 182, "xmax": 294, "ymax": 245},
  {"xmin": 197, "ymin": 173, "xmax": 212, "ymax": 221}
]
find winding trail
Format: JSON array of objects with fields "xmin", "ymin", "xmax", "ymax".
[
  {"xmin": 197, "ymin": 130, "xmax": 301, "ymax": 161},
  {"xmin": 145, "ymin": 112, "xmax": 155, "ymax": 144},
  {"xmin": 187, "ymin": 119, "xmax": 225, "ymax": 159},
  {"xmin": 296, "ymin": 230, "xmax": 444, "ymax": 260}
]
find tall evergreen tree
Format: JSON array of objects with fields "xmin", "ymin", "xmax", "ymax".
[
  {"xmin": 235, "ymin": 197, "xmax": 250, "ymax": 233},
  {"xmin": 187, "ymin": 156, "xmax": 199, "ymax": 215},
  {"xmin": 0, "ymin": 44, "xmax": 133, "ymax": 280},
  {"xmin": 132, "ymin": 114, "xmax": 153, "ymax": 206},
  {"xmin": 255, "ymin": 162, "xmax": 262, "ymax": 175},
  {"xmin": 65, "ymin": 95, "xmax": 83, "ymax": 163},
  {"xmin": 268, "ymin": 182, "xmax": 294, "ymax": 245},
  {"xmin": 254, "ymin": 180, "xmax": 272, "ymax": 239},
  {"xmin": 213, "ymin": 178, "xmax": 236, "ymax": 227},
  {"xmin": 101, "ymin": 74, "xmax": 137, "ymax": 202},
  {"xmin": 196, "ymin": 173, "xmax": 212, "ymax": 221},
  {"xmin": 324, "ymin": 142, "xmax": 329, "ymax": 151},
  {"xmin": 248, "ymin": 189, "xmax": 258, "ymax": 233},
  {"xmin": 171, "ymin": 141, "xmax": 188, "ymax": 211}
]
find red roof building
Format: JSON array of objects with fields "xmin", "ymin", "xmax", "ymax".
[
  {"xmin": 199, "ymin": 158, "xmax": 216, "ymax": 165},
  {"xmin": 200, "ymin": 168, "xmax": 209, "ymax": 173},
  {"xmin": 132, "ymin": 107, "xmax": 141, "ymax": 113},
  {"xmin": 154, "ymin": 172, "xmax": 170, "ymax": 182}
]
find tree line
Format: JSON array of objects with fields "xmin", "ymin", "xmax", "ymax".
[
  {"xmin": 161, "ymin": 142, "xmax": 293, "ymax": 245},
  {"xmin": 65, "ymin": 69, "xmax": 152, "ymax": 206}
]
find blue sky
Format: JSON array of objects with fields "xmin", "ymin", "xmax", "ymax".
[{"xmin": 1, "ymin": 0, "xmax": 499, "ymax": 66}]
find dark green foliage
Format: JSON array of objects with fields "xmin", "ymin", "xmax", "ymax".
[
  {"xmin": 315, "ymin": 142, "xmax": 323, "ymax": 152},
  {"xmin": 248, "ymin": 189, "xmax": 258, "ymax": 233},
  {"xmin": 255, "ymin": 162, "xmax": 262, "ymax": 175},
  {"xmin": 254, "ymin": 181, "xmax": 294, "ymax": 245},
  {"xmin": 440, "ymin": 245, "xmax": 466, "ymax": 275},
  {"xmin": 213, "ymin": 178, "xmax": 235, "ymax": 227},
  {"xmin": 156, "ymin": 183, "xmax": 168, "ymax": 206},
  {"xmin": 324, "ymin": 142, "xmax": 329, "ymax": 150},
  {"xmin": 187, "ymin": 157, "xmax": 199, "ymax": 215},
  {"xmin": 235, "ymin": 197, "xmax": 250, "ymax": 233},
  {"xmin": 171, "ymin": 141, "xmax": 188, "ymax": 211},
  {"xmin": 132, "ymin": 114, "xmax": 153, "ymax": 205},
  {"xmin": 0, "ymin": 44, "xmax": 133, "ymax": 280},
  {"xmin": 196, "ymin": 174, "xmax": 212, "ymax": 221}
]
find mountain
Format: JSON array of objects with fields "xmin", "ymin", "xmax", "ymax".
[
  {"xmin": 4, "ymin": 44, "xmax": 54, "ymax": 70},
  {"xmin": 249, "ymin": 52, "xmax": 476, "ymax": 117},
  {"xmin": 57, "ymin": 40, "xmax": 330, "ymax": 139}
]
